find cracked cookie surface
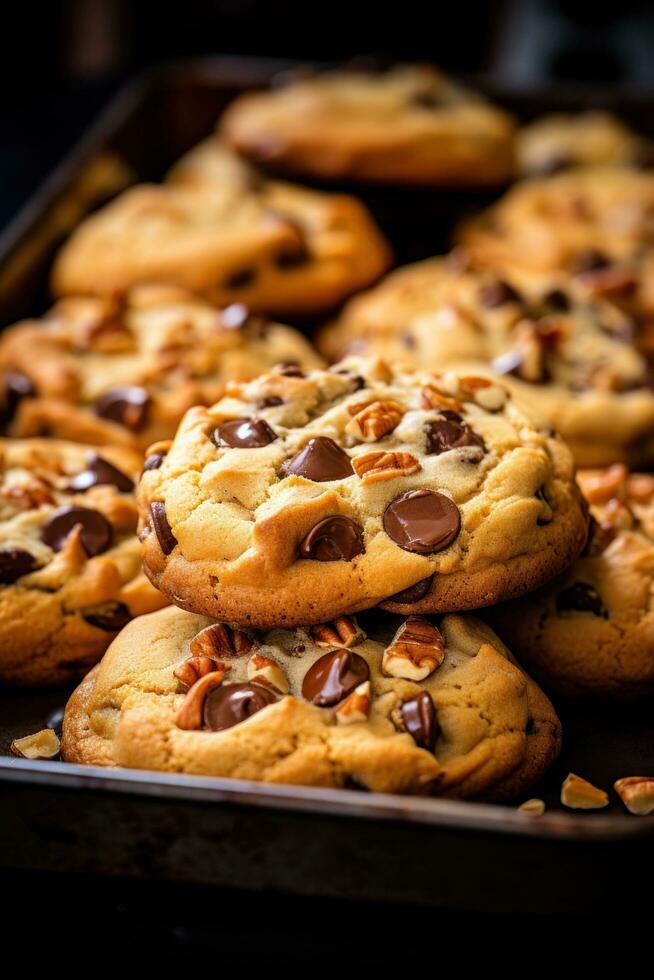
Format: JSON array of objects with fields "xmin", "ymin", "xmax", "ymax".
[
  {"xmin": 51, "ymin": 144, "xmax": 391, "ymax": 315},
  {"xmin": 0, "ymin": 439, "xmax": 167, "ymax": 685},
  {"xmin": 138, "ymin": 357, "xmax": 588, "ymax": 626},
  {"xmin": 488, "ymin": 465, "xmax": 654, "ymax": 698},
  {"xmin": 220, "ymin": 64, "xmax": 516, "ymax": 186},
  {"xmin": 320, "ymin": 255, "xmax": 654, "ymax": 467},
  {"xmin": 0, "ymin": 285, "xmax": 323, "ymax": 451},
  {"xmin": 61, "ymin": 605, "xmax": 561, "ymax": 799}
]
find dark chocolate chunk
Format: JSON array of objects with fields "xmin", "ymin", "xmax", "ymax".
[
  {"xmin": 302, "ymin": 649, "xmax": 370, "ymax": 707},
  {"xmin": 281, "ymin": 437, "xmax": 353, "ymax": 482},
  {"xmin": 213, "ymin": 417, "xmax": 277, "ymax": 449},
  {"xmin": 204, "ymin": 681, "xmax": 278, "ymax": 731},
  {"xmin": 257, "ymin": 395, "xmax": 284, "ymax": 409},
  {"xmin": 274, "ymin": 361, "xmax": 305, "ymax": 377},
  {"xmin": 69, "ymin": 454, "xmax": 134, "ymax": 493},
  {"xmin": 556, "ymin": 582, "xmax": 607, "ymax": 617},
  {"xmin": 387, "ymin": 575, "xmax": 435, "ymax": 604},
  {"xmin": 401, "ymin": 691, "xmax": 438, "ymax": 751},
  {"xmin": 299, "ymin": 516, "xmax": 364, "ymax": 561},
  {"xmin": 41, "ymin": 506, "xmax": 113, "ymax": 557},
  {"xmin": 142, "ymin": 451, "xmax": 167, "ymax": 474},
  {"xmin": 83, "ymin": 602, "xmax": 132, "ymax": 632},
  {"xmin": 479, "ymin": 280, "xmax": 522, "ymax": 309},
  {"xmin": 425, "ymin": 412, "xmax": 485, "ymax": 455},
  {"xmin": 383, "ymin": 490, "xmax": 461, "ymax": 555},
  {"xmin": 274, "ymin": 243, "xmax": 311, "ymax": 269},
  {"xmin": 0, "ymin": 548, "xmax": 37, "ymax": 584},
  {"xmin": 541, "ymin": 288, "xmax": 570, "ymax": 312},
  {"xmin": 150, "ymin": 501, "xmax": 177, "ymax": 555},
  {"xmin": 224, "ymin": 267, "xmax": 257, "ymax": 290},
  {"xmin": 95, "ymin": 386, "xmax": 150, "ymax": 431}
]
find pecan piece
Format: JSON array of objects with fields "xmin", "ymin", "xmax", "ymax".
[
  {"xmin": 175, "ymin": 671, "xmax": 226, "ymax": 730},
  {"xmin": 352, "ymin": 451, "xmax": 420, "ymax": 483},
  {"xmin": 346, "ymin": 399, "xmax": 404, "ymax": 442},
  {"xmin": 189, "ymin": 623, "xmax": 252, "ymax": 659},
  {"xmin": 11, "ymin": 728, "xmax": 61, "ymax": 760},
  {"xmin": 577, "ymin": 464, "xmax": 628, "ymax": 505},
  {"xmin": 174, "ymin": 655, "xmax": 226, "ymax": 688},
  {"xmin": 310, "ymin": 616, "xmax": 365, "ymax": 649},
  {"xmin": 382, "ymin": 617, "xmax": 445, "ymax": 681},
  {"xmin": 614, "ymin": 776, "xmax": 654, "ymax": 815},
  {"xmin": 246, "ymin": 653, "xmax": 289, "ymax": 693},
  {"xmin": 420, "ymin": 385, "xmax": 462, "ymax": 413},
  {"xmin": 336, "ymin": 681, "xmax": 371, "ymax": 725},
  {"xmin": 560, "ymin": 772, "xmax": 609, "ymax": 810}
]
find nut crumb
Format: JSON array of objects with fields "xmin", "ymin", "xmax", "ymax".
[
  {"xmin": 614, "ymin": 776, "xmax": 654, "ymax": 816},
  {"xmin": 561, "ymin": 772, "xmax": 609, "ymax": 810},
  {"xmin": 11, "ymin": 728, "xmax": 61, "ymax": 760},
  {"xmin": 518, "ymin": 798, "xmax": 545, "ymax": 816}
]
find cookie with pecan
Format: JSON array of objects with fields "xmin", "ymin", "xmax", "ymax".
[
  {"xmin": 138, "ymin": 357, "xmax": 588, "ymax": 626},
  {"xmin": 0, "ymin": 439, "xmax": 167, "ymax": 685},
  {"xmin": 51, "ymin": 143, "xmax": 391, "ymax": 315},
  {"xmin": 0, "ymin": 285, "xmax": 323, "ymax": 450},
  {"xmin": 488, "ymin": 464, "xmax": 654, "ymax": 698},
  {"xmin": 62, "ymin": 606, "xmax": 560, "ymax": 800}
]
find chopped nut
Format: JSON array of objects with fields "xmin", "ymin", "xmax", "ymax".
[
  {"xmin": 247, "ymin": 653, "xmax": 289, "ymax": 693},
  {"xmin": 469, "ymin": 381, "xmax": 507, "ymax": 412},
  {"xmin": 336, "ymin": 681, "xmax": 371, "ymax": 724},
  {"xmin": 561, "ymin": 772, "xmax": 609, "ymax": 810},
  {"xmin": 352, "ymin": 450, "xmax": 420, "ymax": 483},
  {"xmin": 602, "ymin": 497, "xmax": 634, "ymax": 532},
  {"xmin": 382, "ymin": 616, "xmax": 445, "ymax": 681},
  {"xmin": 2, "ymin": 482, "xmax": 56, "ymax": 510},
  {"xmin": 626, "ymin": 473, "xmax": 654, "ymax": 503},
  {"xmin": 346, "ymin": 399, "xmax": 404, "ymax": 442},
  {"xmin": 11, "ymin": 728, "xmax": 60, "ymax": 760},
  {"xmin": 310, "ymin": 616, "xmax": 365, "ymax": 649},
  {"xmin": 174, "ymin": 655, "xmax": 227, "ymax": 688},
  {"xmin": 614, "ymin": 776, "xmax": 654, "ymax": 815},
  {"xmin": 577, "ymin": 464, "xmax": 628, "ymax": 505},
  {"xmin": 189, "ymin": 623, "xmax": 252, "ymax": 659},
  {"xmin": 518, "ymin": 798, "xmax": 545, "ymax": 816},
  {"xmin": 441, "ymin": 373, "xmax": 507, "ymax": 411},
  {"xmin": 420, "ymin": 385, "xmax": 462, "ymax": 413},
  {"xmin": 175, "ymin": 671, "xmax": 225, "ymax": 730}
]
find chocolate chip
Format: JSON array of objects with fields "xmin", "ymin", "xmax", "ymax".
[
  {"xmin": 302, "ymin": 649, "xmax": 370, "ymax": 707},
  {"xmin": 299, "ymin": 516, "xmax": 364, "ymax": 561},
  {"xmin": 204, "ymin": 681, "xmax": 278, "ymax": 731},
  {"xmin": 384, "ymin": 490, "xmax": 461, "ymax": 555},
  {"xmin": 570, "ymin": 250, "xmax": 611, "ymax": 275},
  {"xmin": 224, "ymin": 267, "xmax": 257, "ymax": 290},
  {"xmin": 95, "ymin": 386, "xmax": 150, "ymax": 431},
  {"xmin": 150, "ymin": 501, "xmax": 177, "ymax": 555},
  {"xmin": 387, "ymin": 575, "xmax": 435, "ymax": 604},
  {"xmin": 556, "ymin": 582, "xmax": 607, "ymax": 617},
  {"xmin": 213, "ymin": 417, "xmax": 277, "ymax": 449},
  {"xmin": 401, "ymin": 691, "xmax": 438, "ymax": 751},
  {"xmin": 2, "ymin": 370, "xmax": 35, "ymax": 420},
  {"xmin": 0, "ymin": 548, "xmax": 37, "ymax": 584},
  {"xmin": 257, "ymin": 396, "xmax": 284, "ymax": 409},
  {"xmin": 274, "ymin": 361, "xmax": 305, "ymax": 377},
  {"xmin": 281, "ymin": 437, "xmax": 354, "ymax": 482},
  {"xmin": 83, "ymin": 602, "xmax": 132, "ymax": 632},
  {"xmin": 334, "ymin": 370, "xmax": 366, "ymax": 391},
  {"xmin": 535, "ymin": 486, "xmax": 552, "ymax": 525},
  {"xmin": 69, "ymin": 454, "xmax": 134, "ymax": 493},
  {"xmin": 541, "ymin": 289, "xmax": 570, "ymax": 312},
  {"xmin": 41, "ymin": 506, "xmax": 113, "ymax": 556},
  {"xmin": 479, "ymin": 280, "xmax": 522, "ymax": 309},
  {"xmin": 425, "ymin": 413, "xmax": 485, "ymax": 455},
  {"xmin": 274, "ymin": 243, "xmax": 311, "ymax": 269},
  {"xmin": 142, "ymin": 451, "xmax": 167, "ymax": 473}
]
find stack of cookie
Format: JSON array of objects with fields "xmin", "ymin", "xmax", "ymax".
[{"xmin": 6, "ymin": 62, "xmax": 654, "ymax": 813}]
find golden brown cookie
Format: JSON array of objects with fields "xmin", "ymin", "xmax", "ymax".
[
  {"xmin": 0, "ymin": 285, "xmax": 323, "ymax": 451},
  {"xmin": 220, "ymin": 64, "xmax": 516, "ymax": 186},
  {"xmin": 488, "ymin": 465, "xmax": 654, "ymax": 698},
  {"xmin": 51, "ymin": 144, "xmax": 391, "ymax": 315},
  {"xmin": 0, "ymin": 439, "xmax": 167, "ymax": 685},
  {"xmin": 61, "ymin": 605, "xmax": 561, "ymax": 800},
  {"xmin": 319, "ymin": 255, "xmax": 654, "ymax": 467},
  {"xmin": 137, "ymin": 357, "xmax": 588, "ymax": 627}
]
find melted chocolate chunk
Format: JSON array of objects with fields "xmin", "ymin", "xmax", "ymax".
[
  {"xmin": 213, "ymin": 418, "xmax": 277, "ymax": 449},
  {"xmin": 570, "ymin": 250, "xmax": 611, "ymax": 275},
  {"xmin": 425, "ymin": 412, "xmax": 485, "ymax": 455},
  {"xmin": 299, "ymin": 516, "xmax": 364, "ymax": 561},
  {"xmin": 383, "ymin": 490, "xmax": 461, "ymax": 555},
  {"xmin": 204, "ymin": 681, "xmax": 278, "ymax": 731},
  {"xmin": 69, "ymin": 454, "xmax": 134, "ymax": 493},
  {"xmin": 83, "ymin": 602, "xmax": 132, "ymax": 632},
  {"xmin": 224, "ymin": 267, "xmax": 257, "ymax": 290},
  {"xmin": 257, "ymin": 395, "xmax": 284, "ymax": 409},
  {"xmin": 556, "ymin": 582, "xmax": 607, "ymax": 617},
  {"xmin": 0, "ymin": 548, "xmax": 37, "ymax": 584},
  {"xmin": 150, "ymin": 501, "xmax": 177, "ymax": 555},
  {"xmin": 302, "ymin": 649, "xmax": 370, "ymax": 707},
  {"xmin": 387, "ymin": 575, "xmax": 435, "ymax": 604},
  {"xmin": 3, "ymin": 371, "xmax": 35, "ymax": 421},
  {"xmin": 281, "ymin": 437, "xmax": 354, "ymax": 482},
  {"xmin": 41, "ymin": 506, "xmax": 113, "ymax": 557},
  {"xmin": 401, "ymin": 691, "xmax": 438, "ymax": 751},
  {"xmin": 142, "ymin": 451, "xmax": 167, "ymax": 473},
  {"xmin": 479, "ymin": 280, "xmax": 522, "ymax": 309},
  {"xmin": 95, "ymin": 386, "xmax": 150, "ymax": 431}
]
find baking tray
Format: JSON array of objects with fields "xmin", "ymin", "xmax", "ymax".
[{"xmin": 0, "ymin": 56, "xmax": 653, "ymax": 913}]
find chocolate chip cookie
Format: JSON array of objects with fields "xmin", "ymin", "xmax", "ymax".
[
  {"xmin": 518, "ymin": 112, "xmax": 654, "ymax": 177},
  {"xmin": 487, "ymin": 465, "xmax": 654, "ymax": 698},
  {"xmin": 0, "ymin": 285, "xmax": 323, "ymax": 450},
  {"xmin": 319, "ymin": 255, "xmax": 654, "ymax": 467},
  {"xmin": 219, "ymin": 64, "xmax": 516, "ymax": 186},
  {"xmin": 51, "ymin": 144, "xmax": 391, "ymax": 315},
  {"xmin": 62, "ymin": 605, "xmax": 561, "ymax": 799},
  {"xmin": 138, "ymin": 357, "xmax": 588, "ymax": 626},
  {"xmin": 0, "ymin": 439, "xmax": 167, "ymax": 685}
]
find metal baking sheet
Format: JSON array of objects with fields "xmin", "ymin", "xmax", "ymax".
[{"xmin": 0, "ymin": 56, "xmax": 653, "ymax": 912}]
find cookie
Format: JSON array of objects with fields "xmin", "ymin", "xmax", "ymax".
[
  {"xmin": 51, "ymin": 144, "xmax": 391, "ymax": 315},
  {"xmin": 319, "ymin": 255, "xmax": 654, "ymax": 467},
  {"xmin": 137, "ymin": 357, "xmax": 588, "ymax": 627},
  {"xmin": 0, "ymin": 285, "xmax": 323, "ymax": 451},
  {"xmin": 219, "ymin": 64, "xmax": 516, "ymax": 186},
  {"xmin": 0, "ymin": 439, "xmax": 167, "ymax": 685},
  {"xmin": 61, "ymin": 605, "xmax": 561, "ymax": 800},
  {"xmin": 487, "ymin": 465, "xmax": 654, "ymax": 698},
  {"xmin": 518, "ymin": 112, "xmax": 654, "ymax": 177}
]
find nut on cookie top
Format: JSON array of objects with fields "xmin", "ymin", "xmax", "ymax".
[
  {"xmin": 63, "ymin": 606, "xmax": 560, "ymax": 799},
  {"xmin": 138, "ymin": 356, "xmax": 588, "ymax": 626},
  {"xmin": 0, "ymin": 285, "xmax": 322, "ymax": 449}
]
